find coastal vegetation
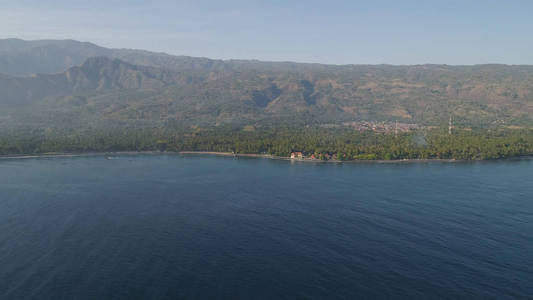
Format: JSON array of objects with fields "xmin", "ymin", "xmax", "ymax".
[{"xmin": 1, "ymin": 127, "xmax": 532, "ymax": 161}]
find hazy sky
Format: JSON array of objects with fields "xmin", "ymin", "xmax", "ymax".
[{"xmin": 1, "ymin": 0, "xmax": 532, "ymax": 65}]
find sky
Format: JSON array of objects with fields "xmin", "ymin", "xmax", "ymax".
[{"xmin": 1, "ymin": 0, "xmax": 533, "ymax": 65}]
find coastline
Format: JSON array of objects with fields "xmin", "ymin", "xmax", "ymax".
[
  {"xmin": 178, "ymin": 151, "xmax": 461, "ymax": 163},
  {"xmin": 1, "ymin": 150, "xmax": 531, "ymax": 163},
  {"xmin": 0, "ymin": 151, "xmax": 161, "ymax": 160},
  {"xmin": 0, "ymin": 150, "xmax": 489, "ymax": 163}
]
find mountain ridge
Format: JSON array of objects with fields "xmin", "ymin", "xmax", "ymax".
[
  {"xmin": 0, "ymin": 56, "xmax": 196, "ymax": 107},
  {"xmin": 1, "ymin": 39, "xmax": 533, "ymax": 130},
  {"xmin": 2, "ymin": 38, "xmax": 533, "ymax": 77}
]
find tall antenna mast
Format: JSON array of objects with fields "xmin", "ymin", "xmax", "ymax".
[{"xmin": 448, "ymin": 115, "xmax": 453, "ymax": 135}]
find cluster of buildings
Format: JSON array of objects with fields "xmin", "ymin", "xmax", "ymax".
[
  {"xmin": 290, "ymin": 152, "xmax": 339, "ymax": 161},
  {"xmin": 342, "ymin": 121, "xmax": 420, "ymax": 133},
  {"xmin": 290, "ymin": 152, "xmax": 304, "ymax": 159}
]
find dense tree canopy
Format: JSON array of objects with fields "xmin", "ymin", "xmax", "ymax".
[{"xmin": 1, "ymin": 127, "xmax": 532, "ymax": 161}]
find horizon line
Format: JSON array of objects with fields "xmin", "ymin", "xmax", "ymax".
[{"xmin": 2, "ymin": 37, "xmax": 533, "ymax": 68}]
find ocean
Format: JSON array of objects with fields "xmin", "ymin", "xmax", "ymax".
[{"xmin": 1, "ymin": 154, "xmax": 532, "ymax": 299}]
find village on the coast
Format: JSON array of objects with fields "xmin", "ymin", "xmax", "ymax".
[{"xmin": 290, "ymin": 151, "xmax": 345, "ymax": 161}]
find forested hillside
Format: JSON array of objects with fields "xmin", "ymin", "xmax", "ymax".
[
  {"xmin": 1, "ymin": 39, "xmax": 533, "ymax": 129},
  {"xmin": 1, "ymin": 39, "xmax": 533, "ymax": 159}
]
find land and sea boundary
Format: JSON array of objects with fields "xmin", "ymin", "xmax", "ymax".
[{"xmin": 0, "ymin": 150, "xmax": 517, "ymax": 164}]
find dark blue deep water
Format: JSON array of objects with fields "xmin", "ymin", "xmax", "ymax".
[{"xmin": 0, "ymin": 155, "xmax": 532, "ymax": 299}]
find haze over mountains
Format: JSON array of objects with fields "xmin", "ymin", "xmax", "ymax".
[{"xmin": 1, "ymin": 38, "xmax": 533, "ymax": 130}]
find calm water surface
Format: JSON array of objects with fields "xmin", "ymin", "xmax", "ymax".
[{"xmin": 0, "ymin": 155, "xmax": 532, "ymax": 299}]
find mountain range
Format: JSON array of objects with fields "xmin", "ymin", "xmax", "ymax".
[{"xmin": 1, "ymin": 38, "xmax": 533, "ymax": 130}]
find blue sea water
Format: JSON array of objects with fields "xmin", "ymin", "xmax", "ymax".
[{"xmin": 0, "ymin": 154, "xmax": 532, "ymax": 299}]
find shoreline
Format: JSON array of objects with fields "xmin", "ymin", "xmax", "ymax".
[
  {"xmin": 0, "ymin": 151, "xmax": 161, "ymax": 160},
  {"xmin": 178, "ymin": 151, "xmax": 459, "ymax": 163},
  {"xmin": 1, "ymin": 150, "xmax": 530, "ymax": 163}
]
